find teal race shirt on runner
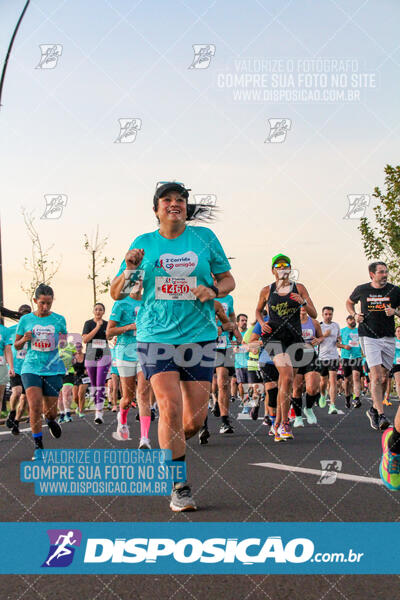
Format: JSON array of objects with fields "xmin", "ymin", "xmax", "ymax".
[
  {"xmin": 7, "ymin": 324, "xmax": 28, "ymax": 375},
  {"xmin": 116, "ymin": 226, "xmax": 231, "ymax": 344},
  {"xmin": 109, "ymin": 297, "xmax": 142, "ymax": 362},
  {"xmin": 340, "ymin": 326, "xmax": 362, "ymax": 359},
  {"xmin": 0, "ymin": 324, "xmax": 10, "ymax": 368},
  {"xmin": 394, "ymin": 338, "xmax": 400, "ymax": 365},
  {"xmin": 234, "ymin": 328, "xmax": 248, "ymax": 368},
  {"xmin": 16, "ymin": 312, "xmax": 68, "ymax": 376},
  {"xmin": 216, "ymin": 294, "xmax": 234, "ymax": 349},
  {"xmin": 110, "ymin": 346, "xmax": 119, "ymax": 375}
]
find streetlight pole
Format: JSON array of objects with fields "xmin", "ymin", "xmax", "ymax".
[
  {"xmin": 0, "ymin": 0, "xmax": 31, "ymax": 108},
  {"xmin": 0, "ymin": 1, "xmax": 31, "ymax": 323},
  {"xmin": 0, "ymin": 217, "xmax": 3, "ymax": 324}
]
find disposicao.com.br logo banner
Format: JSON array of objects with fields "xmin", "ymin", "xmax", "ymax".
[{"xmin": 0, "ymin": 522, "xmax": 398, "ymax": 574}]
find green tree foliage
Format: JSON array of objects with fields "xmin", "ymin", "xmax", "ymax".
[{"xmin": 359, "ymin": 165, "xmax": 400, "ymax": 284}]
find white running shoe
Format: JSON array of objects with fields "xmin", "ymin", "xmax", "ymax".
[
  {"xmin": 293, "ymin": 416, "xmax": 304, "ymax": 428},
  {"xmin": 112, "ymin": 412, "xmax": 131, "ymax": 441},
  {"xmin": 94, "ymin": 410, "xmax": 103, "ymax": 424},
  {"xmin": 303, "ymin": 407, "xmax": 317, "ymax": 425},
  {"xmin": 138, "ymin": 437, "xmax": 151, "ymax": 449}
]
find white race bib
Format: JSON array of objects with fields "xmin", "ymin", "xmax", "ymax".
[
  {"xmin": 92, "ymin": 339, "xmax": 107, "ymax": 349},
  {"xmin": 155, "ymin": 276, "xmax": 196, "ymax": 300},
  {"xmin": 302, "ymin": 328, "xmax": 314, "ymax": 341},
  {"xmin": 0, "ymin": 356, "xmax": 4, "ymax": 366},
  {"xmin": 349, "ymin": 333, "xmax": 359, "ymax": 346},
  {"xmin": 32, "ymin": 336, "xmax": 55, "ymax": 352},
  {"xmin": 82, "ymin": 376, "xmax": 90, "ymax": 384},
  {"xmin": 216, "ymin": 335, "xmax": 227, "ymax": 349},
  {"xmin": 16, "ymin": 349, "xmax": 27, "ymax": 359}
]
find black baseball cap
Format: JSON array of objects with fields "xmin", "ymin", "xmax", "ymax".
[{"xmin": 154, "ymin": 181, "xmax": 190, "ymax": 203}]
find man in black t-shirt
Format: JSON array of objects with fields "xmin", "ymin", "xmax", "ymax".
[{"xmin": 346, "ymin": 261, "xmax": 400, "ymax": 431}]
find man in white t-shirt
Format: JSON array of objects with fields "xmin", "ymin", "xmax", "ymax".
[{"xmin": 317, "ymin": 306, "xmax": 342, "ymax": 414}]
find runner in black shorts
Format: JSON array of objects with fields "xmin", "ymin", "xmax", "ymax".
[
  {"xmin": 199, "ymin": 300, "xmax": 237, "ymax": 444},
  {"xmin": 316, "ymin": 307, "xmax": 341, "ymax": 414},
  {"xmin": 214, "ymin": 293, "xmax": 242, "ymax": 434},
  {"xmin": 255, "ymin": 253, "xmax": 317, "ymax": 441},
  {"xmin": 291, "ymin": 306, "xmax": 323, "ymax": 427},
  {"xmin": 233, "ymin": 313, "xmax": 249, "ymax": 404},
  {"xmin": 249, "ymin": 315, "xmax": 279, "ymax": 437},
  {"xmin": 6, "ymin": 304, "xmax": 32, "ymax": 434},
  {"xmin": 72, "ymin": 342, "xmax": 88, "ymax": 417}
]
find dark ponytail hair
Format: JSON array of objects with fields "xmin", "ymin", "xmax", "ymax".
[
  {"xmin": 0, "ymin": 304, "xmax": 32, "ymax": 321},
  {"xmin": 186, "ymin": 201, "xmax": 219, "ymax": 223},
  {"xmin": 0, "ymin": 307, "xmax": 22, "ymax": 321},
  {"xmin": 35, "ymin": 284, "xmax": 54, "ymax": 299}
]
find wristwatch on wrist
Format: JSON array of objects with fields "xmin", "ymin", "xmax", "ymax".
[{"xmin": 209, "ymin": 284, "xmax": 219, "ymax": 298}]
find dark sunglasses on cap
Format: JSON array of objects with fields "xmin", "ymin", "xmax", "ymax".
[
  {"xmin": 156, "ymin": 180, "xmax": 185, "ymax": 189},
  {"xmin": 155, "ymin": 181, "xmax": 191, "ymax": 197}
]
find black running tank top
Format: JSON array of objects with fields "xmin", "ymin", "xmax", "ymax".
[{"xmin": 267, "ymin": 281, "xmax": 302, "ymax": 336}]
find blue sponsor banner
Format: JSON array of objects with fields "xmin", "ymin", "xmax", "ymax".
[
  {"xmin": 20, "ymin": 449, "xmax": 185, "ymax": 496},
  {"xmin": 0, "ymin": 522, "xmax": 398, "ymax": 574}
]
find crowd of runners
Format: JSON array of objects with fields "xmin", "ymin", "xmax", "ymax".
[{"xmin": 1, "ymin": 181, "xmax": 399, "ymax": 511}]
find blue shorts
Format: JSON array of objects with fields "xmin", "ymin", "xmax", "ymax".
[
  {"xmin": 21, "ymin": 373, "xmax": 63, "ymax": 397},
  {"xmin": 137, "ymin": 340, "xmax": 216, "ymax": 382}
]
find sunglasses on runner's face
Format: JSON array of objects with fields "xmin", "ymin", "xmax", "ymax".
[{"xmin": 273, "ymin": 262, "xmax": 290, "ymax": 269}]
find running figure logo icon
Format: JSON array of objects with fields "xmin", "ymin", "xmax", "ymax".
[
  {"xmin": 317, "ymin": 460, "xmax": 342, "ymax": 485},
  {"xmin": 42, "ymin": 529, "xmax": 82, "ymax": 567},
  {"xmin": 36, "ymin": 45, "xmax": 63, "ymax": 69},
  {"xmin": 188, "ymin": 45, "xmax": 216, "ymax": 69},
  {"xmin": 343, "ymin": 195, "xmax": 370, "ymax": 219},
  {"xmin": 41, "ymin": 195, "xmax": 68, "ymax": 220},
  {"xmin": 264, "ymin": 119, "xmax": 292, "ymax": 143},
  {"xmin": 114, "ymin": 118, "xmax": 142, "ymax": 143}
]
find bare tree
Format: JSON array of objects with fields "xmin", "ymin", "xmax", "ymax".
[
  {"xmin": 84, "ymin": 226, "xmax": 115, "ymax": 305},
  {"xmin": 21, "ymin": 208, "xmax": 61, "ymax": 306}
]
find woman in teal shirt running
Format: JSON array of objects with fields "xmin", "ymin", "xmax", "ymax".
[
  {"xmin": 15, "ymin": 284, "xmax": 67, "ymax": 460},
  {"xmin": 111, "ymin": 182, "xmax": 235, "ymax": 511}
]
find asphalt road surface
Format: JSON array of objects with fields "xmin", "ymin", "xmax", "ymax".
[{"xmin": 1, "ymin": 395, "xmax": 399, "ymax": 599}]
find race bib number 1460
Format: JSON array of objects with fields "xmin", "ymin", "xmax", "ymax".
[{"xmin": 155, "ymin": 277, "xmax": 196, "ymax": 301}]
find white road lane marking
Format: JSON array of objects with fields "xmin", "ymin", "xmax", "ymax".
[
  {"xmin": 251, "ymin": 462, "xmax": 383, "ymax": 485},
  {"xmin": 0, "ymin": 424, "xmax": 48, "ymax": 436}
]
